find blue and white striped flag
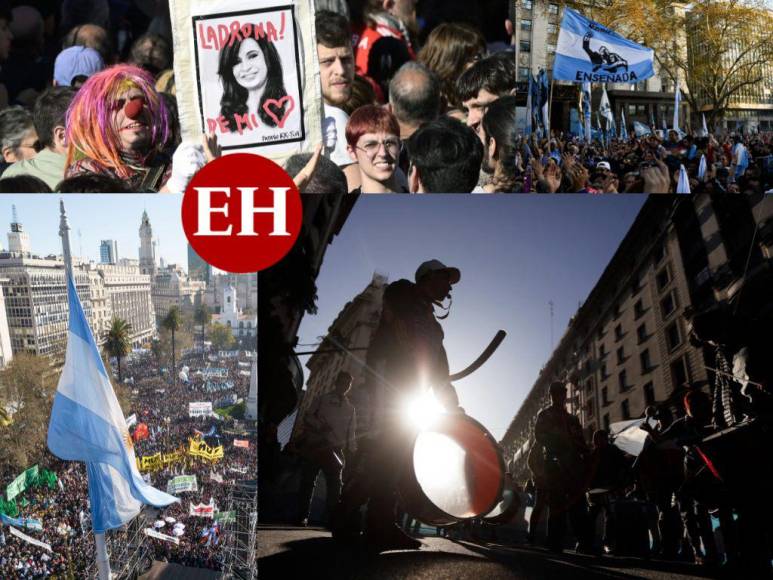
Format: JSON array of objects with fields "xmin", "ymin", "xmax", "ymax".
[
  {"xmin": 582, "ymin": 82, "xmax": 592, "ymax": 144},
  {"xmin": 702, "ymin": 113, "xmax": 708, "ymax": 137},
  {"xmin": 676, "ymin": 164, "xmax": 690, "ymax": 193},
  {"xmin": 553, "ymin": 8, "xmax": 655, "ymax": 83},
  {"xmin": 620, "ymin": 110, "xmax": 629, "ymax": 140},
  {"xmin": 633, "ymin": 121, "xmax": 652, "ymax": 137},
  {"xmin": 673, "ymin": 81, "xmax": 681, "ymax": 131},
  {"xmin": 48, "ymin": 273, "xmax": 178, "ymax": 533},
  {"xmin": 698, "ymin": 154, "xmax": 707, "ymax": 181}
]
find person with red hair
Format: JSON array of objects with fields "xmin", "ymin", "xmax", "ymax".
[{"xmin": 345, "ymin": 104, "xmax": 405, "ymax": 193}]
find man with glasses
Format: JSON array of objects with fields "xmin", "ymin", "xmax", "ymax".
[
  {"xmin": 0, "ymin": 107, "xmax": 37, "ymax": 175},
  {"xmin": 2, "ymin": 87, "xmax": 74, "ymax": 189},
  {"xmin": 345, "ymin": 105, "xmax": 406, "ymax": 193}
]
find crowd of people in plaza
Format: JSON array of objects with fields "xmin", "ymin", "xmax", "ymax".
[{"xmin": 0, "ymin": 347, "xmax": 257, "ymax": 577}]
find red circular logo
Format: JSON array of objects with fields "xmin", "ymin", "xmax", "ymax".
[{"xmin": 181, "ymin": 153, "xmax": 302, "ymax": 273}]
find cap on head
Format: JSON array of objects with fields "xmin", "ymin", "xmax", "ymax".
[
  {"xmin": 596, "ymin": 161, "xmax": 611, "ymax": 171},
  {"xmin": 415, "ymin": 259, "xmax": 461, "ymax": 284},
  {"xmin": 55, "ymin": 46, "xmax": 105, "ymax": 87}
]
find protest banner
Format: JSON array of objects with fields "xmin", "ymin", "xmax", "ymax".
[
  {"xmin": 9, "ymin": 526, "xmax": 52, "ymax": 552},
  {"xmin": 554, "ymin": 8, "xmax": 655, "ymax": 84},
  {"xmin": 202, "ymin": 368, "xmax": 229, "ymax": 379},
  {"xmin": 234, "ymin": 439, "xmax": 250, "ymax": 449},
  {"xmin": 218, "ymin": 350, "xmax": 240, "ymax": 358},
  {"xmin": 166, "ymin": 475, "xmax": 199, "ymax": 495},
  {"xmin": 210, "ymin": 472, "xmax": 224, "ymax": 483},
  {"xmin": 6, "ymin": 465, "xmax": 38, "ymax": 501},
  {"xmin": 190, "ymin": 499, "xmax": 217, "ymax": 518},
  {"xmin": 214, "ymin": 510, "xmax": 236, "ymax": 524},
  {"xmin": 170, "ymin": 0, "xmax": 322, "ymax": 163},
  {"xmin": 189, "ymin": 402, "xmax": 214, "ymax": 417},
  {"xmin": 144, "ymin": 528, "xmax": 181, "ymax": 545},
  {"xmin": 189, "ymin": 438, "xmax": 225, "ymax": 461},
  {"xmin": 1, "ymin": 514, "xmax": 43, "ymax": 531}
]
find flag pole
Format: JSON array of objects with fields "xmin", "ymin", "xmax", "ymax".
[
  {"xmin": 59, "ymin": 200, "xmax": 112, "ymax": 580},
  {"xmin": 548, "ymin": 77, "xmax": 554, "ymax": 139}
]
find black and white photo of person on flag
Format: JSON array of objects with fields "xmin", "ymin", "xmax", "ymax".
[{"xmin": 553, "ymin": 8, "xmax": 655, "ymax": 84}]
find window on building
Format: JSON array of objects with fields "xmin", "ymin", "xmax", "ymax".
[
  {"xmin": 634, "ymin": 299, "xmax": 645, "ymax": 319},
  {"xmin": 521, "ymin": 19, "xmax": 532, "ymax": 31},
  {"xmin": 586, "ymin": 376, "xmax": 594, "ymax": 392},
  {"xmin": 637, "ymin": 323, "xmax": 648, "ymax": 343},
  {"xmin": 522, "ymin": 0, "xmax": 533, "ymax": 9},
  {"xmin": 616, "ymin": 346, "xmax": 625, "ymax": 365},
  {"xmin": 547, "ymin": 23, "xmax": 557, "ymax": 34},
  {"xmin": 660, "ymin": 292, "xmax": 676, "ymax": 319},
  {"xmin": 518, "ymin": 67, "xmax": 531, "ymax": 81},
  {"xmin": 621, "ymin": 399, "xmax": 631, "ymax": 420},
  {"xmin": 644, "ymin": 381, "xmax": 655, "ymax": 406},
  {"xmin": 548, "ymin": 3, "xmax": 559, "ymax": 15},
  {"xmin": 618, "ymin": 370, "xmax": 628, "ymax": 392},
  {"xmin": 601, "ymin": 362, "xmax": 608, "ymax": 379},
  {"xmin": 603, "ymin": 413, "xmax": 610, "ymax": 430},
  {"xmin": 630, "ymin": 271, "xmax": 642, "ymax": 295},
  {"xmin": 656, "ymin": 266, "xmax": 670, "ymax": 291},
  {"xmin": 640, "ymin": 349, "xmax": 652, "ymax": 373},
  {"xmin": 666, "ymin": 321, "xmax": 681, "ymax": 351},
  {"xmin": 613, "ymin": 302, "xmax": 621, "ymax": 319},
  {"xmin": 586, "ymin": 399, "xmax": 594, "ymax": 417},
  {"xmin": 602, "ymin": 386, "xmax": 609, "ymax": 405},
  {"xmin": 599, "ymin": 343, "xmax": 606, "ymax": 357},
  {"xmin": 615, "ymin": 324, "xmax": 623, "ymax": 341},
  {"xmin": 520, "ymin": 40, "xmax": 531, "ymax": 52},
  {"xmin": 653, "ymin": 243, "xmax": 666, "ymax": 264},
  {"xmin": 670, "ymin": 356, "xmax": 690, "ymax": 389}
]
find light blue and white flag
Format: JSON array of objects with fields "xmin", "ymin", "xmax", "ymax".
[
  {"xmin": 539, "ymin": 69, "xmax": 550, "ymax": 137},
  {"xmin": 599, "ymin": 85, "xmax": 614, "ymax": 130},
  {"xmin": 673, "ymin": 81, "xmax": 681, "ymax": 131},
  {"xmin": 525, "ymin": 73, "xmax": 533, "ymax": 136},
  {"xmin": 701, "ymin": 113, "xmax": 708, "ymax": 137},
  {"xmin": 553, "ymin": 8, "xmax": 655, "ymax": 83},
  {"xmin": 48, "ymin": 273, "xmax": 178, "ymax": 533},
  {"xmin": 698, "ymin": 154, "xmax": 707, "ymax": 181},
  {"xmin": 676, "ymin": 164, "xmax": 691, "ymax": 193},
  {"xmin": 633, "ymin": 121, "xmax": 652, "ymax": 137},
  {"xmin": 620, "ymin": 110, "xmax": 629, "ymax": 140},
  {"xmin": 582, "ymin": 82, "xmax": 592, "ymax": 144}
]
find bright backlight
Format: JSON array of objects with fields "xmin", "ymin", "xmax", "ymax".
[{"xmin": 403, "ymin": 389, "xmax": 446, "ymax": 430}]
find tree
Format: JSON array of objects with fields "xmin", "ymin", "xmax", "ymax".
[
  {"xmin": 588, "ymin": 0, "xmax": 773, "ymax": 128},
  {"xmin": 104, "ymin": 318, "xmax": 132, "ymax": 382},
  {"xmin": 194, "ymin": 303, "xmax": 213, "ymax": 347},
  {"xmin": 0, "ymin": 354, "xmax": 57, "ymax": 470},
  {"xmin": 210, "ymin": 323, "xmax": 236, "ymax": 351},
  {"xmin": 162, "ymin": 306, "xmax": 183, "ymax": 387}
]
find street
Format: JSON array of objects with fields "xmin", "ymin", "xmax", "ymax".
[{"xmin": 258, "ymin": 525, "xmax": 715, "ymax": 580}]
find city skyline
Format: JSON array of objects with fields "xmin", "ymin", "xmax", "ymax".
[
  {"xmin": 0, "ymin": 197, "xmax": 189, "ymax": 269},
  {"xmin": 297, "ymin": 196, "xmax": 648, "ymax": 441}
]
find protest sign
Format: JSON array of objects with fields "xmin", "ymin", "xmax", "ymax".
[
  {"xmin": 189, "ymin": 438, "xmax": 225, "ymax": 461},
  {"xmin": 554, "ymin": 8, "xmax": 655, "ymax": 83},
  {"xmin": 218, "ymin": 350, "xmax": 240, "ymax": 358},
  {"xmin": 214, "ymin": 510, "xmax": 236, "ymax": 523},
  {"xmin": 144, "ymin": 528, "xmax": 180, "ymax": 545},
  {"xmin": 189, "ymin": 402, "xmax": 214, "ymax": 417},
  {"xmin": 166, "ymin": 475, "xmax": 199, "ymax": 494},
  {"xmin": 170, "ymin": 0, "xmax": 322, "ymax": 163},
  {"xmin": 234, "ymin": 439, "xmax": 250, "ymax": 449},
  {"xmin": 9, "ymin": 526, "xmax": 51, "ymax": 552},
  {"xmin": 1, "ymin": 514, "xmax": 43, "ymax": 531},
  {"xmin": 190, "ymin": 500, "xmax": 217, "ymax": 518},
  {"xmin": 6, "ymin": 466, "xmax": 38, "ymax": 502}
]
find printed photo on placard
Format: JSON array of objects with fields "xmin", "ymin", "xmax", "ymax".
[{"xmin": 192, "ymin": 5, "xmax": 305, "ymax": 151}]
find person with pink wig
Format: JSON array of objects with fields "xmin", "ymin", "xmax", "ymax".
[{"xmin": 64, "ymin": 64, "xmax": 219, "ymax": 192}]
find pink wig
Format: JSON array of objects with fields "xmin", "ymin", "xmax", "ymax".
[{"xmin": 65, "ymin": 64, "xmax": 170, "ymax": 179}]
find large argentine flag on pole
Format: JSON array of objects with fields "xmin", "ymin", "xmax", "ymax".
[
  {"xmin": 553, "ymin": 8, "xmax": 655, "ymax": 84},
  {"xmin": 48, "ymin": 273, "xmax": 178, "ymax": 533}
]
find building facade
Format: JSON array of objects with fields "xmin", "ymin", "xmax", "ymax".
[
  {"xmin": 99, "ymin": 264, "xmax": 156, "ymax": 347},
  {"xmin": 205, "ymin": 273, "xmax": 257, "ymax": 314},
  {"xmin": 212, "ymin": 284, "xmax": 257, "ymax": 341},
  {"xmin": 151, "ymin": 264, "xmax": 206, "ymax": 320},
  {"xmin": 292, "ymin": 272, "xmax": 388, "ymax": 444},
  {"xmin": 100, "ymin": 240, "xmax": 118, "ymax": 264},
  {"xmin": 0, "ymin": 276, "xmax": 13, "ymax": 368},
  {"xmin": 502, "ymin": 195, "xmax": 773, "ymax": 480},
  {"xmin": 187, "ymin": 244, "xmax": 212, "ymax": 284}
]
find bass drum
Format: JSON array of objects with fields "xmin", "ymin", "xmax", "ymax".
[
  {"xmin": 482, "ymin": 478, "xmax": 521, "ymax": 525},
  {"xmin": 399, "ymin": 413, "xmax": 505, "ymax": 527}
]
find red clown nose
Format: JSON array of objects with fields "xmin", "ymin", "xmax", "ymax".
[{"xmin": 124, "ymin": 97, "xmax": 145, "ymax": 120}]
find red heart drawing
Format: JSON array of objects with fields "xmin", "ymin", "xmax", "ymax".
[{"xmin": 262, "ymin": 96, "xmax": 295, "ymax": 129}]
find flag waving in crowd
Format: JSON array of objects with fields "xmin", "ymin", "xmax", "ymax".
[
  {"xmin": 47, "ymin": 272, "xmax": 178, "ymax": 533},
  {"xmin": 553, "ymin": 8, "xmax": 655, "ymax": 84}
]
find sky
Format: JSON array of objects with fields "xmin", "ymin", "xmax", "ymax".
[
  {"xmin": 297, "ymin": 196, "xmax": 648, "ymax": 442},
  {"xmin": 0, "ymin": 196, "xmax": 189, "ymax": 268}
]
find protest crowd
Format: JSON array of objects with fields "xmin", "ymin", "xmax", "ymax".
[{"xmin": 0, "ymin": 347, "xmax": 257, "ymax": 577}]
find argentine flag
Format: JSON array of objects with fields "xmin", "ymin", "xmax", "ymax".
[
  {"xmin": 48, "ymin": 273, "xmax": 178, "ymax": 532},
  {"xmin": 554, "ymin": 8, "xmax": 655, "ymax": 84}
]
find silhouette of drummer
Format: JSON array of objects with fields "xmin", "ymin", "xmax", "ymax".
[
  {"xmin": 334, "ymin": 259, "xmax": 461, "ymax": 552},
  {"xmin": 583, "ymin": 31, "xmax": 628, "ymax": 73}
]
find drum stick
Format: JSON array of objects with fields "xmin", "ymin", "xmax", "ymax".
[
  {"xmin": 449, "ymin": 330, "xmax": 507, "ymax": 381},
  {"xmin": 703, "ymin": 365, "xmax": 764, "ymax": 388}
]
